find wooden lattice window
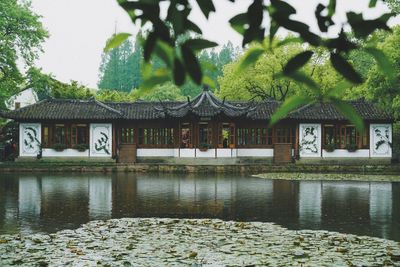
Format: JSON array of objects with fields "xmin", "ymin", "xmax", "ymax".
[
  {"xmin": 120, "ymin": 128, "xmax": 135, "ymax": 144},
  {"xmin": 218, "ymin": 123, "xmax": 235, "ymax": 148},
  {"xmin": 138, "ymin": 128, "xmax": 174, "ymax": 147},
  {"xmin": 180, "ymin": 123, "xmax": 192, "ymax": 148}
]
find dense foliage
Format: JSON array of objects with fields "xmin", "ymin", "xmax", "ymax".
[
  {"xmin": 217, "ymin": 41, "xmax": 341, "ymax": 101},
  {"xmin": 27, "ymin": 68, "xmax": 94, "ymax": 100},
  {"xmin": 107, "ymin": 0, "xmax": 396, "ymax": 131},
  {"xmin": 98, "ymin": 36, "xmax": 142, "ymax": 92},
  {"xmin": 98, "ymin": 35, "xmax": 238, "ymax": 98},
  {"xmin": 0, "ymin": 0, "xmax": 47, "ymax": 109}
]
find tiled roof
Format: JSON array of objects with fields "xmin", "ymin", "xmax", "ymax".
[
  {"xmin": 154, "ymin": 87, "xmax": 255, "ymax": 118},
  {"xmin": 287, "ymin": 99, "xmax": 392, "ymax": 121},
  {"xmin": 0, "ymin": 94, "xmax": 392, "ymax": 122},
  {"xmin": 1, "ymin": 98, "xmax": 122, "ymax": 120}
]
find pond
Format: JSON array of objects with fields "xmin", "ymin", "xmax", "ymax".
[{"xmin": 0, "ymin": 173, "xmax": 399, "ymax": 241}]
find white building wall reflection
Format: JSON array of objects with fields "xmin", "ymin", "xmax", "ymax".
[
  {"xmin": 89, "ymin": 177, "xmax": 112, "ymax": 220},
  {"xmin": 18, "ymin": 177, "xmax": 41, "ymax": 217},
  {"xmin": 369, "ymin": 182, "xmax": 392, "ymax": 239},
  {"xmin": 299, "ymin": 181, "xmax": 321, "ymax": 227}
]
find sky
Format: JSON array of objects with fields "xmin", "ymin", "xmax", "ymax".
[{"xmin": 30, "ymin": 0, "xmax": 399, "ymax": 89}]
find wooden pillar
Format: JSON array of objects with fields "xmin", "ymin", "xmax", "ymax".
[
  {"xmin": 112, "ymin": 122, "xmax": 117, "ymax": 157},
  {"xmin": 295, "ymin": 123, "xmax": 299, "ymax": 158},
  {"xmin": 134, "ymin": 124, "xmax": 139, "ymax": 147}
]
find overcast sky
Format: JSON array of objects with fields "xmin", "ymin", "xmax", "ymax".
[{"xmin": 30, "ymin": 0, "xmax": 398, "ymax": 89}]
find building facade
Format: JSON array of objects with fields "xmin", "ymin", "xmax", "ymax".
[
  {"xmin": 5, "ymin": 88, "xmax": 39, "ymax": 110},
  {"xmin": 1, "ymin": 88, "xmax": 393, "ymax": 162}
]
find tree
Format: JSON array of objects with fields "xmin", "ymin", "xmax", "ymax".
[
  {"xmin": 179, "ymin": 42, "xmax": 239, "ymax": 97},
  {"xmin": 386, "ymin": 0, "xmax": 400, "ymax": 14},
  {"xmin": 0, "ymin": 0, "xmax": 47, "ymax": 108},
  {"xmin": 98, "ymin": 38, "xmax": 141, "ymax": 92},
  {"xmin": 27, "ymin": 67, "xmax": 94, "ymax": 100},
  {"xmin": 217, "ymin": 41, "xmax": 341, "ymax": 101},
  {"xmin": 364, "ymin": 26, "xmax": 400, "ymax": 119},
  {"xmin": 140, "ymin": 82, "xmax": 185, "ymax": 101},
  {"xmin": 96, "ymin": 89, "xmax": 137, "ymax": 102},
  {"xmin": 108, "ymin": 0, "xmax": 395, "ymax": 130}
]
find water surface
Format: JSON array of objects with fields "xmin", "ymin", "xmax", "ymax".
[{"xmin": 0, "ymin": 173, "xmax": 399, "ymax": 241}]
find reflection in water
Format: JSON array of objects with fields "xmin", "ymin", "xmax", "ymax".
[{"xmin": 0, "ymin": 173, "xmax": 399, "ymax": 241}]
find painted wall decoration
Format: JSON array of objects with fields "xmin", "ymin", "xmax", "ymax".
[
  {"xmin": 299, "ymin": 123, "xmax": 321, "ymax": 157},
  {"xmin": 20, "ymin": 123, "xmax": 41, "ymax": 156},
  {"xmin": 370, "ymin": 124, "xmax": 392, "ymax": 157},
  {"xmin": 90, "ymin": 124, "xmax": 112, "ymax": 157}
]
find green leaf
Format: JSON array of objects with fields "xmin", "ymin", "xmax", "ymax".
[
  {"xmin": 184, "ymin": 39, "xmax": 218, "ymax": 51},
  {"xmin": 202, "ymin": 75, "xmax": 216, "ymax": 88},
  {"xmin": 327, "ymin": 0, "xmax": 336, "ymax": 17},
  {"xmin": 347, "ymin": 12, "xmax": 393, "ymax": 38},
  {"xmin": 181, "ymin": 44, "xmax": 202, "ymax": 84},
  {"xmin": 173, "ymin": 58, "xmax": 185, "ymax": 86},
  {"xmin": 104, "ymin": 33, "xmax": 131, "ymax": 52},
  {"xmin": 330, "ymin": 53, "xmax": 363, "ymax": 84},
  {"xmin": 364, "ymin": 47, "xmax": 395, "ymax": 80},
  {"xmin": 186, "ymin": 20, "xmax": 203, "ymax": 34},
  {"xmin": 270, "ymin": 0, "xmax": 296, "ymax": 15},
  {"xmin": 269, "ymin": 21, "xmax": 279, "ymax": 45},
  {"xmin": 325, "ymin": 32, "xmax": 358, "ymax": 52},
  {"xmin": 229, "ymin": 13, "xmax": 248, "ymax": 35},
  {"xmin": 143, "ymin": 32, "xmax": 157, "ymax": 62},
  {"xmin": 331, "ymin": 98, "xmax": 364, "ymax": 132},
  {"xmin": 195, "ymin": 0, "xmax": 215, "ymax": 18},
  {"xmin": 275, "ymin": 37, "xmax": 302, "ymax": 47},
  {"xmin": 167, "ymin": 4, "xmax": 184, "ymax": 35},
  {"xmin": 236, "ymin": 46, "xmax": 264, "ymax": 72},
  {"xmin": 325, "ymin": 80, "xmax": 352, "ymax": 98},
  {"xmin": 369, "ymin": 0, "xmax": 378, "ymax": 8},
  {"xmin": 248, "ymin": 0, "xmax": 263, "ymax": 27},
  {"xmin": 141, "ymin": 68, "xmax": 170, "ymax": 90},
  {"xmin": 154, "ymin": 41, "xmax": 174, "ymax": 67},
  {"xmin": 315, "ymin": 4, "xmax": 334, "ymax": 32},
  {"xmin": 269, "ymin": 95, "xmax": 312, "ymax": 126},
  {"xmin": 283, "ymin": 51, "xmax": 314, "ymax": 75},
  {"xmin": 279, "ymin": 71, "xmax": 320, "ymax": 94}
]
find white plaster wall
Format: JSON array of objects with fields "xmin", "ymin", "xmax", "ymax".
[
  {"xmin": 195, "ymin": 149, "xmax": 215, "ymax": 158},
  {"xmin": 236, "ymin": 148, "xmax": 273, "ymax": 157},
  {"xmin": 137, "ymin": 148, "xmax": 175, "ymax": 157},
  {"xmin": 42, "ymin": 148, "xmax": 89, "ymax": 157},
  {"xmin": 177, "ymin": 149, "xmax": 196, "ymax": 158},
  {"xmin": 322, "ymin": 149, "xmax": 369, "ymax": 158},
  {"xmin": 216, "ymin": 149, "xmax": 233, "ymax": 158},
  {"xmin": 370, "ymin": 124, "xmax": 392, "ymax": 158},
  {"xmin": 19, "ymin": 123, "xmax": 41, "ymax": 157},
  {"xmin": 6, "ymin": 88, "xmax": 38, "ymax": 110},
  {"xmin": 90, "ymin": 123, "xmax": 112, "ymax": 158},
  {"xmin": 299, "ymin": 123, "xmax": 321, "ymax": 158}
]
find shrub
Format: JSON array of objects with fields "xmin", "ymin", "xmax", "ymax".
[
  {"xmin": 53, "ymin": 143, "xmax": 66, "ymax": 151},
  {"xmin": 199, "ymin": 143, "xmax": 212, "ymax": 151},
  {"xmin": 73, "ymin": 144, "xmax": 88, "ymax": 152},
  {"xmin": 345, "ymin": 143, "xmax": 358, "ymax": 152},
  {"xmin": 325, "ymin": 142, "xmax": 336, "ymax": 152}
]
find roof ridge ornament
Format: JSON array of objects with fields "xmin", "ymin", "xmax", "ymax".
[{"xmin": 93, "ymin": 98, "xmax": 124, "ymax": 116}]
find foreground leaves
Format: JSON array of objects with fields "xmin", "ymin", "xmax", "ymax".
[
  {"xmin": 104, "ymin": 33, "xmax": 132, "ymax": 52},
  {"xmin": 269, "ymin": 95, "xmax": 312, "ymax": 126},
  {"xmin": 110, "ymin": 0, "xmax": 396, "ymax": 129}
]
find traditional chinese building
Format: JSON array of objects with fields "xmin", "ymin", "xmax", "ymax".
[{"xmin": 0, "ymin": 87, "xmax": 394, "ymax": 163}]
